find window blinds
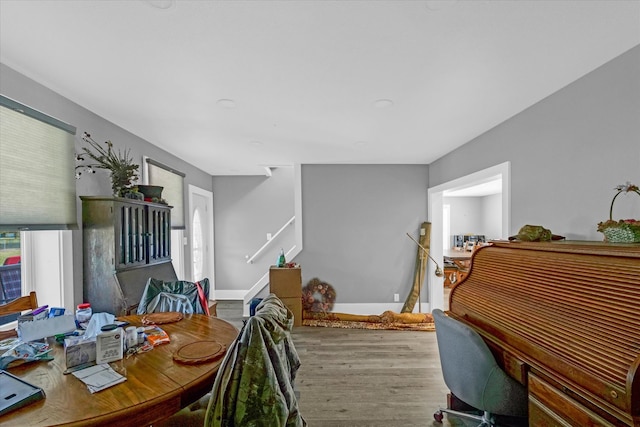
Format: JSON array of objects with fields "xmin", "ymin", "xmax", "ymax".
[
  {"xmin": 146, "ymin": 158, "xmax": 185, "ymax": 229},
  {"xmin": 0, "ymin": 95, "xmax": 77, "ymax": 230}
]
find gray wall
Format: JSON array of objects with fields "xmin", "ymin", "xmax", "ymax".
[
  {"xmin": 444, "ymin": 195, "xmax": 502, "ymax": 246},
  {"xmin": 295, "ymin": 164, "xmax": 429, "ymax": 304},
  {"xmin": 1, "ymin": 63, "xmax": 214, "ymax": 305},
  {"xmin": 445, "ymin": 197, "xmax": 483, "ymax": 238},
  {"xmin": 481, "ymin": 193, "xmax": 502, "ymax": 240},
  {"xmin": 212, "ymin": 167, "xmax": 295, "ymax": 294},
  {"xmin": 429, "ymin": 46, "xmax": 640, "ymax": 240}
]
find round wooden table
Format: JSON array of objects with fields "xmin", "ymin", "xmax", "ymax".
[{"xmin": 0, "ymin": 314, "xmax": 238, "ymax": 427}]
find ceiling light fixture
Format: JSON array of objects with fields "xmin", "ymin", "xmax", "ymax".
[
  {"xmin": 425, "ymin": 0, "xmax": 458, "ymax": 12},
  {"xmin": 216, "ymin": 99, "xmax": 236, "ymax": 109},
  {"xmin": 144, "ymin": 0, "xmax": 175, "ymax": 10},
  {"xmin": 372, "ymin": 99, "xmax": 394, "ymax": 108}
]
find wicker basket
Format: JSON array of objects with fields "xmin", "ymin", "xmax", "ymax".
[{"xmin": 597, "ymin": 184, "xmax": 640, "ymax": 243}]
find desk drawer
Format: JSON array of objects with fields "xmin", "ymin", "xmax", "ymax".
[{"xmin": 528, "ymin": 373, "xmax": 616, "ymax": 427}]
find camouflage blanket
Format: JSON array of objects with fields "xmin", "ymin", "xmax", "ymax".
[{"xmin": 205, "ymin": 294, "xmax": 306, "ymax": 427}]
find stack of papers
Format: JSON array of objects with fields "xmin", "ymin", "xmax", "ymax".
[{"xmin": 72, "ymin": 363, "xmax": 126, "ymax": 393}]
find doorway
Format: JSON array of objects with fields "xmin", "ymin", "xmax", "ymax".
[
  {"xmin": 188, "ymin": 185, "xmax": 215, "ymax": 297},
  {"xmin": 427, "ymin": 162, "xmax": 511, "ymax": 311}
]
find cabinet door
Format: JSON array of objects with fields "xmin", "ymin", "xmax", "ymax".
[
  {"xmin": 147, "ymin": 205, "xmax": 171, "ymax": 263},
  {"xmin": 115, "ymin": 201, "xmax": 148, "ymax": 269}
]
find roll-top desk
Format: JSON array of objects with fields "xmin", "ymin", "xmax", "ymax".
[{"xmin": 448, "ymin": 241, "xmax": 640, "ymax": 426}]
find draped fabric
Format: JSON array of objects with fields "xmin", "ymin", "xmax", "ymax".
[
  {"xmin": 137, "ymin": 278, "xmax": 210, "ymax": 315},
  {"xmin": 144, "ymin": 292, "xmax": 194, "ymax": 314},
  {"xmin": 205, "ymin": 294, "xmax": 306, "ymax": 427}
]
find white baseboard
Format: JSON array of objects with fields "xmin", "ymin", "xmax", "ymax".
[{"xmin": 214, "ymin": 291, "xmax": 433, "ymax": 315}]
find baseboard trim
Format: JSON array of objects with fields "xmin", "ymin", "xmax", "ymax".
[{"xmin": 215, "ymin": 292, "xmax": 432, "ymax": 315}]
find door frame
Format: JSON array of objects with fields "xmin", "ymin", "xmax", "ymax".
[
  {"xmin": 427, "ymin": 161, "xmax": 511, "ymax": 311},
  {"xmin": 188, "ymin": 185, "xmax": 215, "ymax": 294}
]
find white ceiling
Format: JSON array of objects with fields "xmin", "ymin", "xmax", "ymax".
[{"xmin": 1, "ymin": 1, "xmax": 639, "ymax": 176}]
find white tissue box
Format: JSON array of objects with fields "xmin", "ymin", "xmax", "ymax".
[
  {"xmin": 64, "ymin": 337, "xmax": 96, "ymax": 369},
  {"xmin": 17, "ymin": 315, "xmax": 76, "ymax": 342}
]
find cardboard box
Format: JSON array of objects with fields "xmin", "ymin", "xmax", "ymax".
[
  {"xmin": 279, "ymin": 296, "xmax": 302, "ymax": 327},
  {"xmin": 269, "ymin": 267, "xmax": 302, "ymax": 298}
]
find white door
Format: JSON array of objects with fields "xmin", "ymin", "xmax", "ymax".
[{"xmin": 189, "ymin": 185, "xmax": 214, "ymax": 295}]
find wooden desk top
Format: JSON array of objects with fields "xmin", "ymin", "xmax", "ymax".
[
  {"xmin": 443, "ymin": 249, "xmax": 473, "ymax": 260},
  {"xmin": 0, "ymin": 314, "xmax": 238, "ymax": 427}
]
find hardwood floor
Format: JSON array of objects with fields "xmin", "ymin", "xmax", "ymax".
[
  {"xmin": 216, "ymin": 299, "xmax": 475, "ymax": 426},
  {"xmin": 292, "ymin": 327, "xmax": 457, "ymax": 426}
]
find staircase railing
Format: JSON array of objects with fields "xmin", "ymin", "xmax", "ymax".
[{"xmin": 245, "ymin": 216, "xmax": 295, "ymax": 264}]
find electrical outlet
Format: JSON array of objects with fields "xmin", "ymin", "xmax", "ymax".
[
  {"xmin": 393, "ymin": 293, "xmax": 400, "ymax": 302},
  {"xmin": 267, "ymin": 233, "xmax": 272, "ymax": 240}
]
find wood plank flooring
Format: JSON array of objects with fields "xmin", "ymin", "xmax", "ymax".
[
  {"xmin": 292, "ymin": 327, "xmax": 455, "ymax": 426},
  {"xmin": 216, "ymin": 300, "xmax": 475, "ymax": 426}
]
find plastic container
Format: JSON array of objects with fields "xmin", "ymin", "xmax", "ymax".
[
  {"xmin": 125, "ymin": 326, "xmax": 138, "ymax": 350},
  {"xmin": 96, "ymin": 325, "xmax": 124, "ymax": 364},
  {"xmin": 137, "ymin": 327, "xmax": 145, "ymax": 345},
  {"xmin": 75, "ymin": 303, "xmax": 92, "ymax": 329}
]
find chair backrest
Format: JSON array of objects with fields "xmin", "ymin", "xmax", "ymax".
[
  {"xmin": 0, "ymin": 291, "xmax": 38, "ymax": 317},
  {"xmin": 0, "ymin": 263, "xmax": 22, "ymax": 303},
  {"xmin": 137, "ymin": 278, "xmax": 210, "ymax": 315},
  {"xmin": 205, "ymin": 293, "xmax": 304, "ymax": 426},
  {"xmin": 0, "ymin": 291, "xmax": 38, "ymax": 340},
  {"xmin": 432, "ymin": 308, "xmax": 527, "ymax": 417},
  {"xmin": 114, "ymin": 261, "xmax": 179, "ymax": 314}
]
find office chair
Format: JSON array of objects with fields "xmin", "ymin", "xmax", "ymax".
[{"xmin": 432, "ymin": 309, "xmax": 528, "ymax": 426}]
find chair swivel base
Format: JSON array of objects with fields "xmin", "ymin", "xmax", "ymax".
[{"xmin": 434, "ymin": 408, "xmax": 495, "ymax": 427}]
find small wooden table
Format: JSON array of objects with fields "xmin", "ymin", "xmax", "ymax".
[{"xmin": 0, "ymin": 314, "xmax": 238, "ymax": 427}]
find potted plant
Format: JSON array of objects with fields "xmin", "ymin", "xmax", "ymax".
[
  {"xmin": 597, "ymin": 182, "xmax": 640, "ymax": 243},
  {"xmin": 76, "ymin": 132, "xmax": 139, "ymax": 197}
]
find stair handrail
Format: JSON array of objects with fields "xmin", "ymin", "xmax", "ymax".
[{"xmin": 245, "ymin": 216, "xmax": 295, "ymax": 264}]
